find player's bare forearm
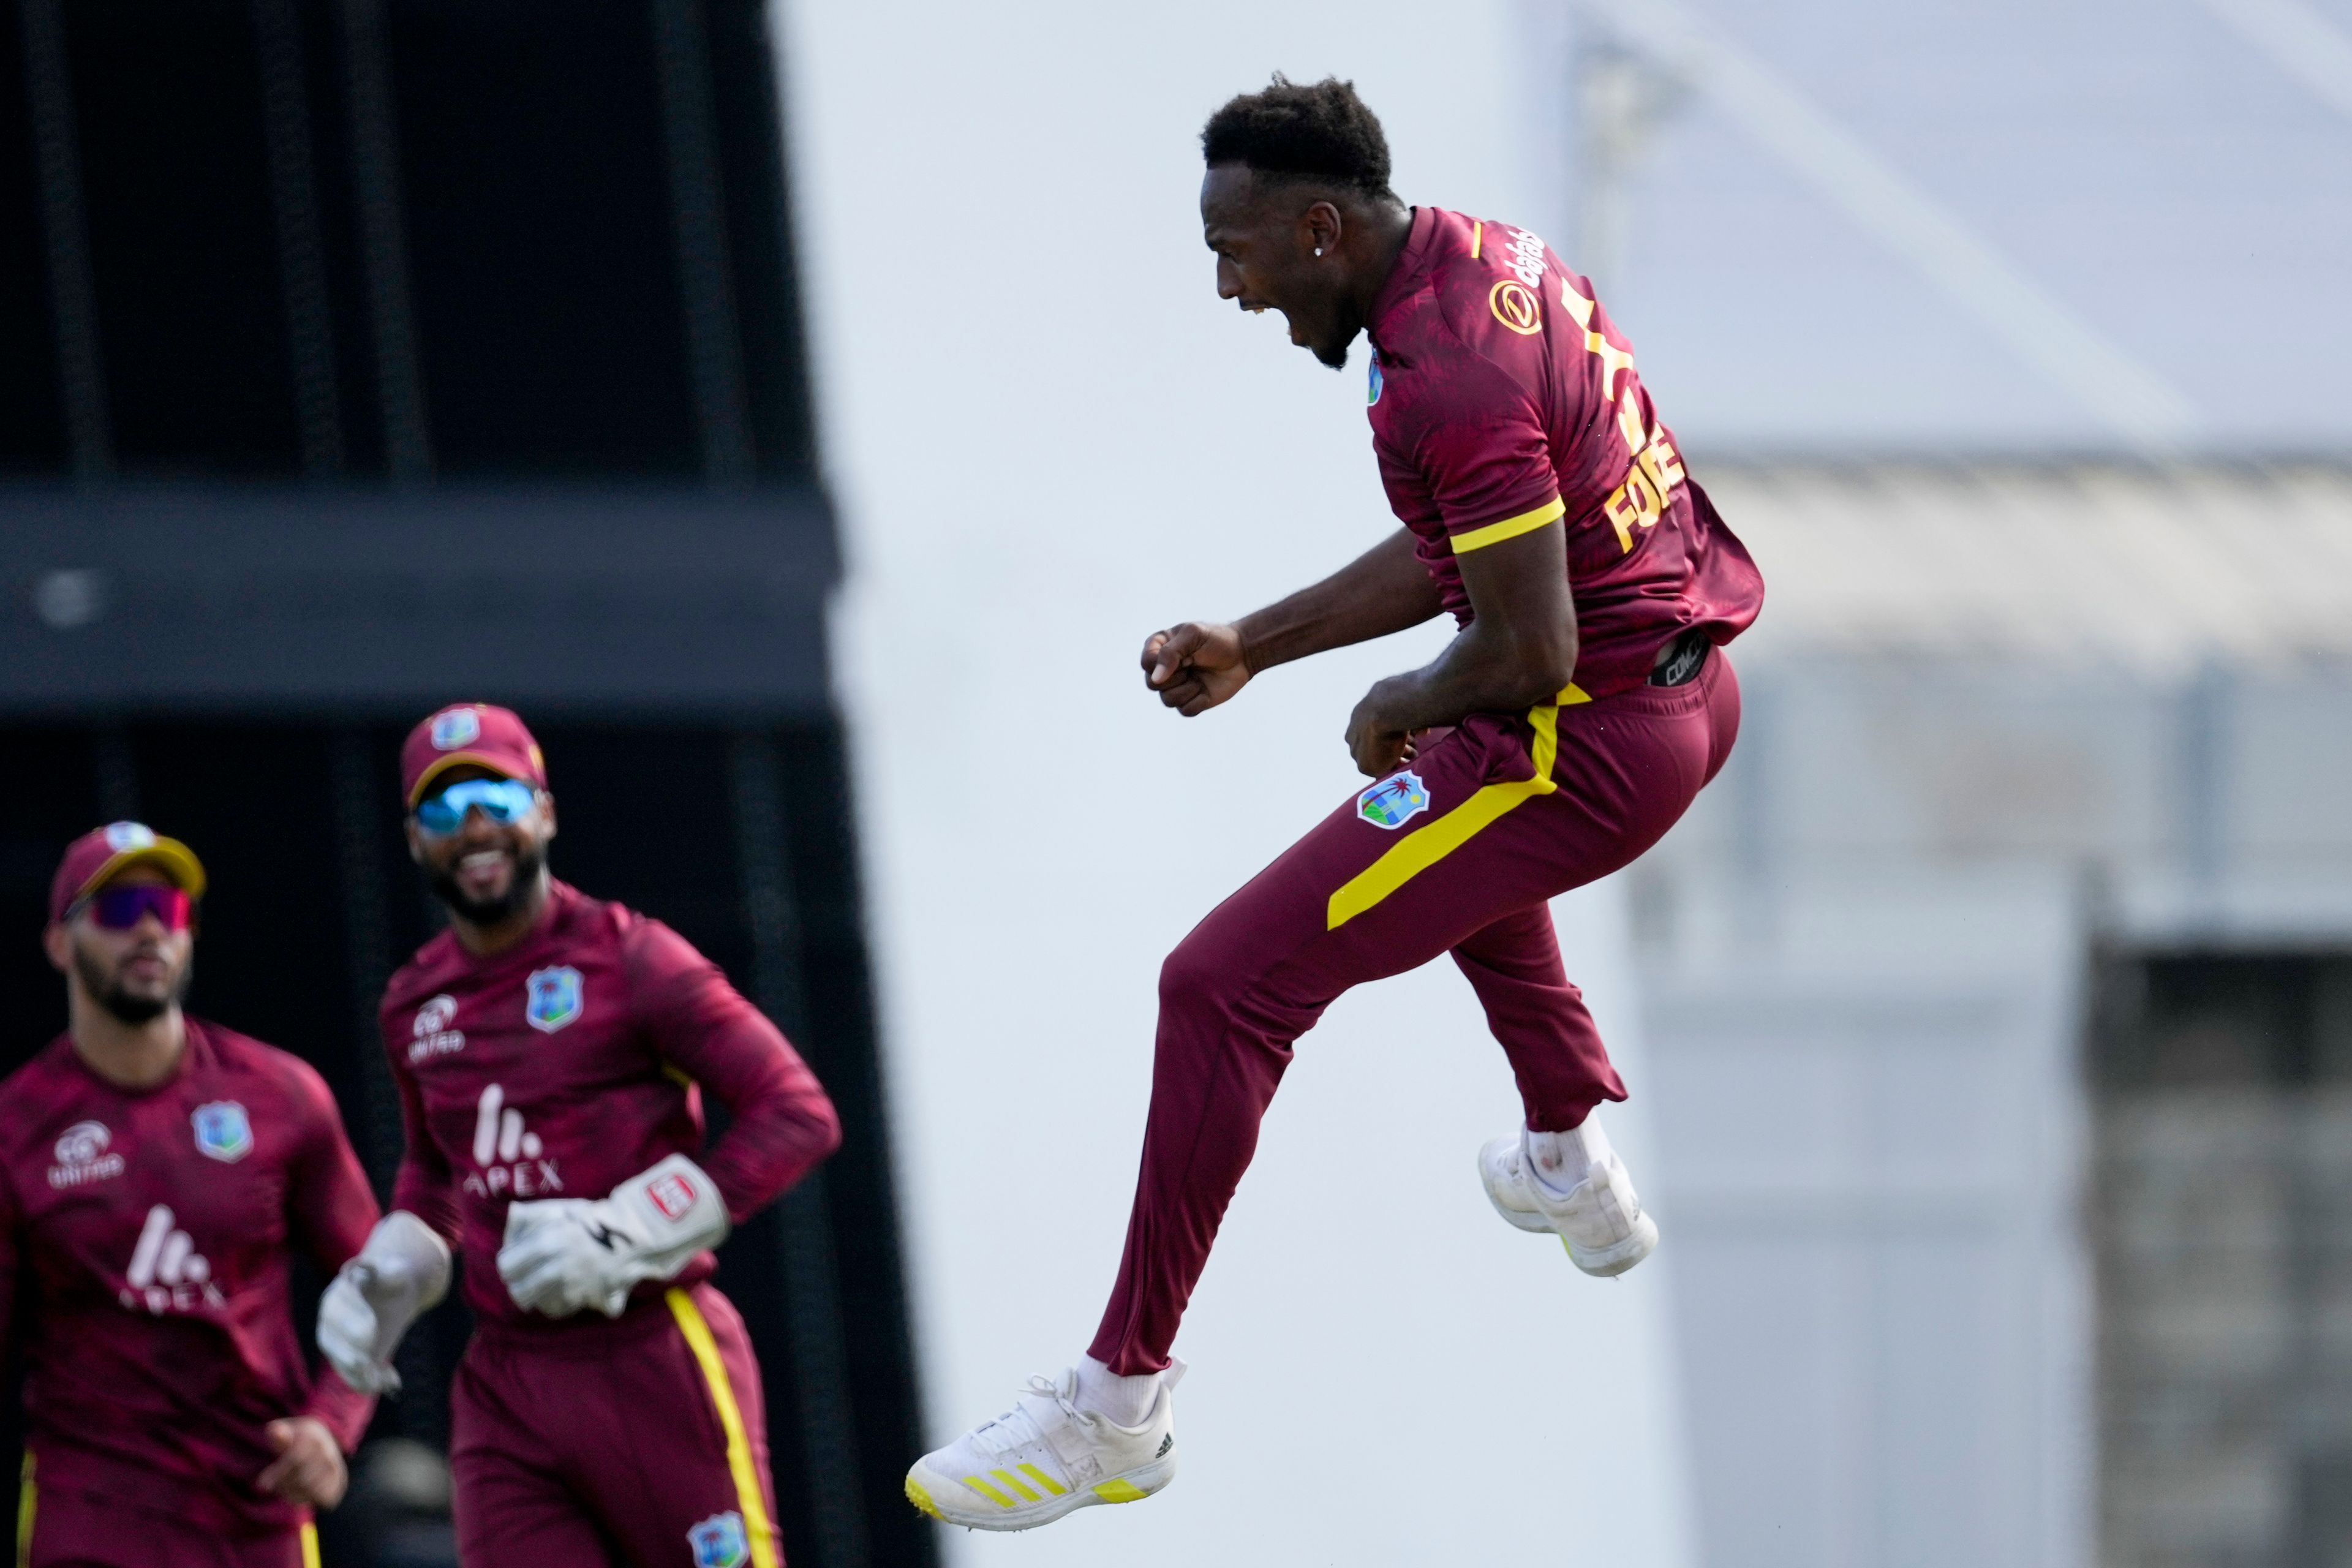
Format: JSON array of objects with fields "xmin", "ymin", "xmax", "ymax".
[
  {"xmin": 1234, "ymin": 529, "xmax": 1443, "ymax": 671},
  {"xmin": 1344, "ymin": 522, "xmax": 1577, "ymax": 775},
  {"xmin": 1144, "ymin": 530, "xmax": 1441, "ymax": 718}
]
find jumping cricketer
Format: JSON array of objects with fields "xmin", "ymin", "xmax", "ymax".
[
  {"xmin": 0, "ymin": 823, "xmax": 380, "ymax": 1565},
  {"xmin": 317, "ymin": 704, "xmax": 841, "ymax": 1568},
  {"xmin": 908, "ymin": 75, "xmax": 1765, "ymax": 1529}
]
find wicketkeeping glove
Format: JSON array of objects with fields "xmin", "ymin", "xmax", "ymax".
[
  {"xmin": 318, "ymin": 1212, "xmax": 452, "ymax": 1395},
  {"xmin": 496, "ymin": 1153, "xmax": 730, "ymax": 1319}
]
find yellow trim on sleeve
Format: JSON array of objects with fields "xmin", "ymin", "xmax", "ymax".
[
  {"xmin": 300, "ymin": 1521, "xmax": 321, "ymax": 1568},
  {"xmin": 16, "ymin": 1452, "xmax": 32, "ymax": 1568},
  {"xmin": 1470, "ymin": 221, "xmax": 1483, "ymax": 259},
  {"xmin": 1326, "ymin": 681, "xmax": 1588, "ymax": 930},
  {"xmin": 1449, "ymin": 496, "xmax": 1565, "ymax": 554},
  {"xmin": 666, "ymin": 1288, "xmax": 782, "ymax": 1568}
]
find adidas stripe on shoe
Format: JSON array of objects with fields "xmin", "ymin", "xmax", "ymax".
[{"xmin": 905, "ymin": 1363, "xmax": 1183, "ymax": 1531}]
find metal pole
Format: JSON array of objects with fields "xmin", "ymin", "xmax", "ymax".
[
  {"xmin": 336, "ymin": 0, "xmax": 432, "ymax": 479},
  {"xmin": 17, "ymin": 0, "xmax": 111, "ymax": 477},
  {"xmin": 731, "ymin": 730, "xmax": 868, "ymax": 1568},
  {"xmin": 251, "ymin": 0, "xmax": 346, "ymax": 477},
  {"xmin": 650, "ymin": 0, "xmax": 755, "ymax": 484}
]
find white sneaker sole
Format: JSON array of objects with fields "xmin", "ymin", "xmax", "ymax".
[
  {"xmin": 1562, "ymin": 1210, "xmax": 1659, "ymax": 1276},
  {"xmin": 904, "ymin": 1451, "xmax": 1177, "ymax": 1532}
]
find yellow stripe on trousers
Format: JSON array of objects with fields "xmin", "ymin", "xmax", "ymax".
[
  {"xmin": 666, "ymin": 1287, "xmax": 781, "ymax": 1568},
  {"xmin": 11, "ymin": 1453, "xmax": 313, "ymax": 1568},
  {"xmin": 1327, "ymin": 683, "xmax": 1591, "ymax": 930}
]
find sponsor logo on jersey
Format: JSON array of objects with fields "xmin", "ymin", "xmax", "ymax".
[
  {"xmin": 687, "ymin": 1512, "xmax": 750, "ymax": 1568},
  {"xmin": 47, "ymin": 1120, "xmax": 124, "ymax": 1189},
  {"xmin": 428, "ymin": 706, "xmax": 482, "ymax": 749},
  {"xmin": 525, "ymin": 966, "xmax": 584, "ymax": 1033},
  {"xmin": 1500, "ymin": 225, "xmax": 1548, "ymax": 287},
  {"xmin": 120, "ymin": 1203, "xmax": 225, "ymax": 1313},
  {"xmin": 1488, "ymin": 277, "xmax": 1542, "ymax": 336},
  {"xmin": 1367, "ymin": 347, "xmax": 1384, "ymax": 406},
  {"xmin": 191, "ymin": 1101, "xmax": 252, "ymax": 1163},
  {"xmin": 462, "ymin": 1083, "xmax": 563, "ymax": 1199},
  {"xmin": 409, "ymin": 993, "xmax": 466, "ymax": 1063},
  {"xmin": 1357, "ymin": 771, "xmax": 1431, "ymax": 831}
]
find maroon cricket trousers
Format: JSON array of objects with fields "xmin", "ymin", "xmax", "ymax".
[
  {"xmin": 18, "ymin": 1490, "xmax": 314, "ymax": 1568},
  {"xmin": 450, "ymin": 1281, "xmax": 782, "ymax": 1568},
  {"xmin": 1090, "ymin": 649, "xmax": 1741, "ymax": 1374}
]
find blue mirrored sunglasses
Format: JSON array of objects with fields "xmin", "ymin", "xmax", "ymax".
[{"xmin": 414, "ymin": 777, "xmax": 538, "ymax": 837}]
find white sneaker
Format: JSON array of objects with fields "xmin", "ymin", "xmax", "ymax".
[
  {"xmin": 1480, "ymin": 1124, "xmax": 1659, "ymax": 1276},
  {"xmin": 905, "ymin": 1363, "xmax": 1184, "ymax": 1531}
]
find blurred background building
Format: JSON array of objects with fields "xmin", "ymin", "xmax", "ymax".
[
  {"xmin": 6, "ymin": 0, "xmax": 2350, "ymax": 1566},
  {"xmin": 1528, "ymin": 3, "xmax": 2352, "ymax": 1565}
]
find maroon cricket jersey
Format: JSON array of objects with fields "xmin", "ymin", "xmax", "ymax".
[
  {"xmin": 0, "ymin": 1020, "xmax": 379, "ymax": 1531},
  {"xmin": 381, "ymin": 881, "xmax": 839, "ymax": 1332},
  {"xmin": 1366, "ymin": 206, "xmax": 1764, "ymax": 698}
]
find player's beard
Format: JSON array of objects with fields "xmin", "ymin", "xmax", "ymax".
[
  {"xmin": 1313, "ymin": 303, "xmax": 1364, "ymax": 371},
  {"xmin": 75, "ymin": 944, "xmax": 191, "ymax": 1026},
  {"xmin": 429, "ymin": 842, "xmax": 548, "ymax": 925}
]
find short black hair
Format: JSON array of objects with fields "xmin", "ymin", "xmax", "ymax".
[{"xmin": 1201, "ymin": 75, "xmax": 1395, "ymax": 201}]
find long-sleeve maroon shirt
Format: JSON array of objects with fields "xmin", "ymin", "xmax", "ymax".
[
  {"xmin": 380, "ymin": 880, "xmax": 840, "ymax": 1332},
  {"xmin": 0, "ymin": 1020, "xmax": 379, "ymax": 1532}
]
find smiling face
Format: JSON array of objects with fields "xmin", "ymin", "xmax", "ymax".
[
  {"xmin": 1200, "ymin": 164, "xmax": 1363, "ymax": 371},
  {"xmin": 405, "ymin": 765, "xmax": 557, "ymax": 926},
  {"xmin": 46, "ymin": 866, "xmax": 194, "ymax": 1025}
]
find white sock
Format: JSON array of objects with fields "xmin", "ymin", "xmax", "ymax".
[
  {"xmin": 1074, "ymin": 1354, "xmax": 1162, "ymax": 1427},
  {"xmin": 1526, "ymin": 1113, "xmax": 1614, "ymax": 1197}
]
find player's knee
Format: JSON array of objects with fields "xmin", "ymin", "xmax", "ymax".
[{"xmin": 1156, "ymin": 935, "xmax": 1234, "ymax": 1019}]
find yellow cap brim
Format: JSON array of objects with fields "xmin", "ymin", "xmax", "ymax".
[
  {"xmin": 78, "ymin": 839, "xmax": 207, "ymax": 907},
  {"xmin": 407, "ymin": 751, "xmax": 532, "ymax": 807}
]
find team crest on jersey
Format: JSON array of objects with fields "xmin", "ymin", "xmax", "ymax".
[
  {"xmin": 525, "ymin": 967, "xmax": 584, "ymax": 1033},
  {"xmin": 428, "ymin": 706, "xmax": 482, "ymax": 749},
  {"xmin": 687, "ymin": 1512, "xmax": 749, "ymax": 1567},
  {"xmin": 1367, "ymin": 347, "xmax": 1384, "ymax": 406},
  {"xmin": 190, "ymin": 1101, "xmax": 253, "ymax": 1163},
  {"xmin": 1357, "ymin": 771, "xmax": 1430, "ymax": 830}
]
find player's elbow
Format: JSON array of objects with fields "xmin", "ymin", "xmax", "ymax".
[
  {"xmin": 1495, "ymin": 625, "xmax": 1578, "ymax": 707},
  {"xmin": 802, "ymin": 1088, "xmax": 844, "ymax": 1163}
]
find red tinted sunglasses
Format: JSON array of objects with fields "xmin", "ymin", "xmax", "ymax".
[{"xmin": 80, "ymin": 884, "xmax": 194, "ymax": 932}]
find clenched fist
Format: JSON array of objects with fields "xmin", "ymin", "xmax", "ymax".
[{"xmin": 1141, "ymin": 622, "xmax": 1253, "ymax": 717}]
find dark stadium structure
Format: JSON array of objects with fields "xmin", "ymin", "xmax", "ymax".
[{"xmin": 0, "ymin": 4, "xmax": 932, "ymax": 1566}]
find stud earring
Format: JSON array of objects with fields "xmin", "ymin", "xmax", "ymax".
[{"xmin": 1314, "ymin": 246, "xmax": 1324, "ymax": 257}]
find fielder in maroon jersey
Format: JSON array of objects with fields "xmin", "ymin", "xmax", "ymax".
[
  {"xmin": 316, "ymin": 703, "xmax": 840, "ymax": 1568},
  {"xmin": 0, "ymin": 823, "xmax": 380, "ymax": 1566},
  {"xmin": 907, "ymin": 76, "xmax": 1765, "ymax": 1531}
]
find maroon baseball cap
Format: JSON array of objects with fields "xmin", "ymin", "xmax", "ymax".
[
  {"xmin": 401, "ymin": 703, "xmax": 549, "ymax": 807},
  {"xmin": 48, "ymin": 822, "xmax": 208, "ymax": 924}
]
